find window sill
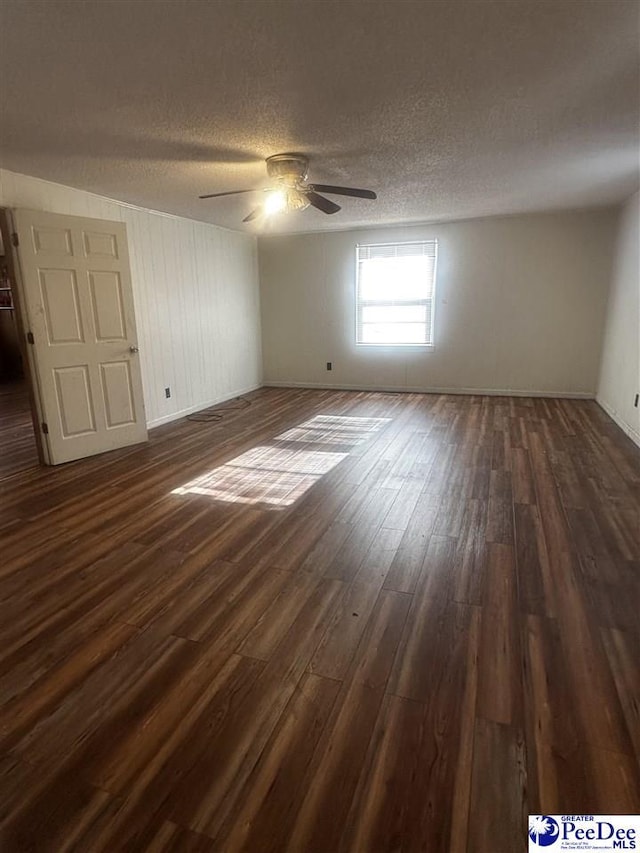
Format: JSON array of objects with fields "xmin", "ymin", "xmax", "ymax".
[{"xmin": 355, "ymin": 343, "xmax": 435, "ymax": 349}]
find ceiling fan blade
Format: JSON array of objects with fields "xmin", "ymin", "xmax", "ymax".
[
  {"xmin": 199, "ymin": 189, "xmax": 258, "ymax": 199},
  {"xmin": 311, "ymin": 184, "xmax": 377, "ymax": 200},
  {"xmin": 305, "ymin": 191, "xmax": 341, "ymax": 215},
  {"xmin": 242, "ymin": 206, "xmax": 263, "ymax": 223}
]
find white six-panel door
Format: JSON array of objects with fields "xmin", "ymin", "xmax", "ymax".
[{"xmin": 13, "ymin": 209, "xmax": 147, "ymax": 464}]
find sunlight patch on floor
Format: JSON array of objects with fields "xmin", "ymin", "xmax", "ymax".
[
  {"xmin": 172, "ymin": 446, "xmax": 348, "ymax": 507},
  {"xmin": 171, "ymin": 414, "xmax": 391, "ymax": 508},
  {"xmin": 278, "ymin": 414, "xmax": 391, "ymax": 447}
]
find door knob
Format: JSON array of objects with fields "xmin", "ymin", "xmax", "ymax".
[{"xmin": 129, "ymin": 345, "xmax": 139, "ymax": 353}]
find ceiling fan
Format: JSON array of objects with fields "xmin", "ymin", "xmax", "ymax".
[{"xmin": 199, "ymin": 153, "xmax": 377, "ymax": 222}]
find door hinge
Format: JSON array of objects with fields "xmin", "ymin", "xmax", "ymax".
[
  {"xmin": 26, "ymin": 331, "xmax": 35, "ymax": 345},
  {"xmin": 11, "ymin": 232, "xmax": 19, "ymax": 247},
  {"xmin": 41, "ymin": 422, "xmax": 49, "ymax": 435}
]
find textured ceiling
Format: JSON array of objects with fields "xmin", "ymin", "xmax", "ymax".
[{"xmin": 1, "ymin": 0, "xmax": 638, "ymax": 234}]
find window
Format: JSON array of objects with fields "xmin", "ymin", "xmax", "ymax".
[{"xmin": 356, "ymin": 240, "xmax": 437, "ymax": 346}]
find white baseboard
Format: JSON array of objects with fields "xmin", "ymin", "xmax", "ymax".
[
  {"xmin": 147, "ymin": 383, "xmax": 262, "ymax": 429},
  {"xmin": 262, "ymin": 380, "xmax": 594, "ymax": 400},
  {"xmin": 596, "ymin": 397, "xmax": 640, "ymax": 448}
]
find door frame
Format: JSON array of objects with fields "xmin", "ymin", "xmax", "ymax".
[{"xmin": 0, "ymin": 207, "xmax": 49, "ymax": 464}]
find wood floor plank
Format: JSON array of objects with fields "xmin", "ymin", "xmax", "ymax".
[
  {"xmin": 237, "ymin": 570, "xmax": 322, "ymax": 661},
  {"xmin": 551, "ymin": 551, "xmax": 634, "ymax": 756},
  {"xmin": 380, "ymin": 477, "xmax": 425, "ymax": 530},
  {"xmin": 383, "ymin": 491, "xmax": 440, "ymax": 593},
  {"xmin": 486, "ymin": 469, "xmax": 515, "ymax": 544},
  {"xmin": 514, "ymin": 503, "xmax": 556, "ymax": 617},
  {"xmin": 0, "ymin": 543, "xmax": 184, "ymax": 681},
  {"xmin": 161, "ymin": 560, "xmax": 291, "ymax": 647},
  {"xmin": 323, "ymin": 521, "xmax": 386, "ymax": 582},
  {"xmin": 467, "ymin": 718, "xmax": 527, "ymax": 853},
  {"xmin": 388, "ymin": 535, "xmax": 463, "ymax": 702},
  {"xmin": 216, "ymin": 673, "xmax": 341, "ymax": 853},
  {"xmin": 0, "ymin": 751, "xmax": 118, "ymax": 853},
  {"xmin": 511, "ymin": 447, "xmax": 536, "ymax": 504},
  {"xmin": 452, "ymin": 498, "xmax": 488, "ymax": 605},
  {"xmin": 528, "ymin": 429, "xmax": 574, "ymax": 553},
  {"xmin": 341, "ymin": 693, "xmax": 426, "ymax": 853},
  {"xmin": 587, "ymin": 745, "xmax": 640, "ymax": 812},
  {"xmin": 0, "ymin": 381, "xmax": 40, "ymax": 480},
  {"xmin": 522, "ymin": 613, "xmax": 597, "ymax": 812},
  {"xmin": 285, "ymin": 590, "xmax": 410, "ymax": 853},
  {"xmin": 0, "ymin": 619, "xmax": 137, "ymax": 750},
  {"xmin": 299, "ymin": 520, "xmax": 354, "ymax": 574},
  {"xmin": 91, "ymin": 652, "xmax": 263, "ymax": 796},
  {"xmin": 476, "ymin": 543, "xmax": 520, "ymax": 725},
  {"xmin": 449, "ymin": 605, "xmax": 481, "ymax": 853},
  {"xmin": 157, "ymin": 579, "xmax": 345, "ymax": 839},
  {"xmin": 600, "ymin": 627, "xmax": 640, "ymax": 762},
  {"xmin": 307, "ymin": 581, "xmax": 382, "ymax": 680},
  {"xmin": 48, "ymin": 654, "xmax": 265, "ymax": 850},
  {"xmin": 8, "ymin": 630, "xmax": 198, "ymax": 767},
  {"xmin": 346, "ymin": 605, "xmax": 479, "ymax": 853}
]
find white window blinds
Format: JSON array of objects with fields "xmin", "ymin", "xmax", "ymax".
[{"xmin": 356, "ymin": 240, "xmax": 437, "ymax": 346}]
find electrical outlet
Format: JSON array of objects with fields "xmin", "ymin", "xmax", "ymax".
[
  {"xmin": 634, "ymin": 393, "xmax": 639, "ymax": 408},
  {"xmin": 165, "ymin": 387, "xmax": 171, "ymax": 399},
  {"xmin": 326, "ymin": 362, "xmax": 332, "ymax": 371}
]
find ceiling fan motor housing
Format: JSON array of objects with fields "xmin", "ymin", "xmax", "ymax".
[{"xmin": 265, "ymin": 153, "xmax": 309, "ymax": 185}]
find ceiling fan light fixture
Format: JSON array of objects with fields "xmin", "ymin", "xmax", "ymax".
[
  {"xmin": 285, "ymin": 188, "xmax": 310, "ymax": 212},
  {"xmin": 264, "ymin": 189, "xmax": 287, "ymax": 215},
  {"xmin": 263, "ymin": 187, "xmax": 310, "ymax": 217}
]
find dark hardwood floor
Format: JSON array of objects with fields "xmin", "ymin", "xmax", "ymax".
[
  {"xmin": 0, "ymin": 388, "xmax": 638, "ymax": 851},
  {"xmin": 0, "ymin": 381, "xmax": 39, "ymax": 480}
]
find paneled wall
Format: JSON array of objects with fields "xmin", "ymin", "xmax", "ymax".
[
  {"xmin": 597, "ymin": 191, "xmax": 640, "ymax": 446},
  {"xmin": 259, "ymin": 210, "xmax": 617, "ymax": 397},
  {"xmin": 0, "ymin": 168, "xmax": 262, "ymax": 427}
]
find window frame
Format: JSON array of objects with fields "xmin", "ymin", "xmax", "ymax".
[{"xmin": 355, "ymin": 239, "xmax": 438, "ymax": 348}]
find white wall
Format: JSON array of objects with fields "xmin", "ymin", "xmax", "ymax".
[
  {"xmin": 259, "ymin": 210, "xmax": 617, "ymax": 397},
  {"xmin": 597, "ymin": 192, "xmax": 640, "ymax": 446},
  {"xmin": 0, "ymin": 168, "xmax": 262, "ymax": 427}
]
